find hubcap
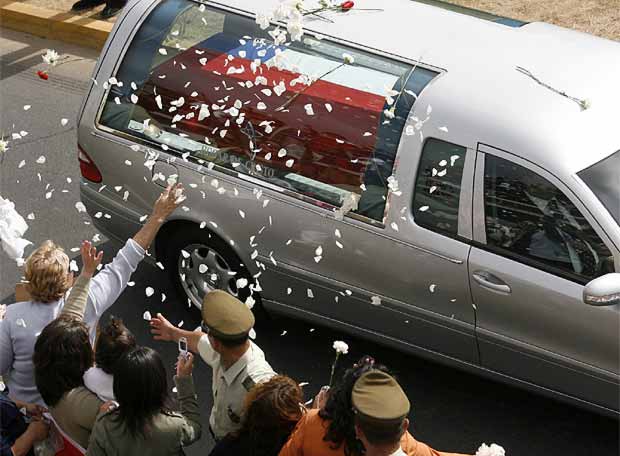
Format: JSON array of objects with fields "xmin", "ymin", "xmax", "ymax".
[{"xmin": 177, "ymin": 243, "xmax": 239, "ymax": 308}]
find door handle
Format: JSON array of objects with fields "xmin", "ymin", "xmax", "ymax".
[{"xmin": 472, "ymin": 271, "xmax": 512, "ymax": 294}]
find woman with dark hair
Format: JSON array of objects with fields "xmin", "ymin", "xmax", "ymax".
[
  {"xmin": 209, "ymin": 375, "xmax": 304, "ymax": 456},
  {"xmin": 279, "ymin": 356, "xmax": 465, "ymax": 456},
  {"xmin": 84, "ymin": 316, "xmax": 137, "ymax": 402},
  {"xmin": 86, "ymin": 346, "xmax": 201, "ymax": 456}
]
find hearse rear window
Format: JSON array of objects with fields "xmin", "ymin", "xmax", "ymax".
[{"xmin": 98, "ymin": 0, "xmax": 438, "ymax": 222}]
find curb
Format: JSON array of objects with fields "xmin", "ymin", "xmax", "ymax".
[{"xmin": 0, "ymin": 1, "xmax": 112, "ymax": 50}]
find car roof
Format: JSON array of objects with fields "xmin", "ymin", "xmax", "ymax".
[{"xmin": 135, "ymin": 0, "xmax": 617, "ymax": 176}]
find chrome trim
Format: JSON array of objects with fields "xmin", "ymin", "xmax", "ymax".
[
  {"xmin": 472, "ymin": 150, "xmax": 486, "ymax": 244},
  {"xmin": 457, "ymin": 147, "xmax": 475, "ymax": 240},
  {"xmin": 261, "ymin": 259, "xmax": 471, "ymax": 326}
]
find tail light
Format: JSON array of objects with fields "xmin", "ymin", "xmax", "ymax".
[{"xmin": 78, "ymin": 144, "xmax": 102, "ymax": 183}]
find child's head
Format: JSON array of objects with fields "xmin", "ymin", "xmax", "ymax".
[{"xmin": 95, "ymin": 316, "xmax": 137, "ymax": 375}]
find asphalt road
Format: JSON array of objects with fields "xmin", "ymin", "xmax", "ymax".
[{"xmin": 1, "ymin": 29, "xmax": 618, "ymax": 456}]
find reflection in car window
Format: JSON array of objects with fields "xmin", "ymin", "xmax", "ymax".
[
  {"xmin": 577, "ymin": 150, "xmax": 620, "ymax": 226},
  {"xmin": 98, "ymin": 0, "xmax": 438, "ymax": 222},
  {"xmin": 412, "ymin": 139, "xmax": 466, "ymax": 236},
  {"xmin": 484, "ymin": 155, "xmax": 614, "ymax": 282}
]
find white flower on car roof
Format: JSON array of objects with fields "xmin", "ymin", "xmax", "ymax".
[
  {"xmin": 342, "ymin": 53, "xmax": 355, "ymax": 64},
  {"xmin": 383, "ymin": 107, "xmax": 396, "ymax": 119},
  {"xmin": 256, "ymin": 13, "xmax": 273, "ymax": 30},
  {"xmin": 579, "ymin": 99, "xmax": 592, "ymax": 110}
]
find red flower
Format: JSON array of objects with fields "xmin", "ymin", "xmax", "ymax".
[
  {"xmin": 341, "ymin": 1, "xmax": 354, "ymax": 11},
  {"xmin": 37, "ymin": 70, "xmax": 49, "ymax": 80}
]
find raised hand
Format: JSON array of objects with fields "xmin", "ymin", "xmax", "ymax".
[
  {"xmin": 151, "ymin": 183, "xmax": 185, "ymax": 223},
  {"xmin": 150, "ymin": 313, "xmax": 178, "ymax": 342},
  {"xmin": 176, "ymin": 352, "xmax": 194, "ymax": 378},
  {"xmin": 80, "ymin": 240, "xmax": 103, "ymax": 278}
]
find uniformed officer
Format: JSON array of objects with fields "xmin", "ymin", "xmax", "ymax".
[
  {"xmin": 351, "ymin": 370, "xmax": 411, "ymax": 456},
  {"xmin": 150, "ymin": 289, "xmax": 275, "ymax": 441},
  {"xmin": 351, "ymin": 371, "xmax": 472, "ymax": 456}
]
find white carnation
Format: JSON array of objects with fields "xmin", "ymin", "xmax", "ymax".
[
  {"xmin": 475, "ymin": 443, "xmax": 506, "ymax": 456},
  {"xmin": 256, "ymin": 12, "xmax": 272, "ymax": 29},
  {"xmin": 333, "ymin": 340, "xmax": 349, "ymax": 355},
  {"xmin": 342, "ymin": 53, "xmax": 355, "ymax": 64}
]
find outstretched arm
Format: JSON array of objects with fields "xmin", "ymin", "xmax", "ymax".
[
  {"xmin": 175, "ymin": 354, "xmax": 202, "ymax": 447},
  {"xmin": 87, "ymin": 184, "xmax": 185, "ymax": 318},
  {"xmin": 61, "ymin": 241, "xmax": 102, "ymax": 320},
  {"xmin": 150, "ymin": 313, "xmax": 204, "ymax": 354},
  {"xmin": 133, "ymin": 183, "xmax": 185, "ymax": 251}
]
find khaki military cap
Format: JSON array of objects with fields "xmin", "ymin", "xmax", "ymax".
[
  {"xmin": 201, "ymin": 290, "xmax": 254, "ymax": 339},
  {"xmin": 352, "ymin": 370, "xmax": 410, "ymax": 420}
]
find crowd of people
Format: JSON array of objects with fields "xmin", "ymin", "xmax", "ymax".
[{"xmin": 1, "ymin": 184, "xmax": 473, "ymax": 456}]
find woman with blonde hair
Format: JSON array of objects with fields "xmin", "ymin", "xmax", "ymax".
[{"xmin": 0, "ymin": 184, "xmax": 184, "ymax": 406}]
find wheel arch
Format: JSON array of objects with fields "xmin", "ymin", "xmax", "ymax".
[{"xmin": 154, "ymin": 217, "xmax": 259, "ymax": 277}]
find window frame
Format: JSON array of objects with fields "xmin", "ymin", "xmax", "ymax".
[
  {"xmin": 472, "ymin": 143, "xmax": 618, "ymax": 285},
  {"xmin": 93, "ymin": 0, "xmax": 443, "ymax": 229},
  {"xmin": 410, "ymin": 137, "xmax": 472, "ymax": 241}
]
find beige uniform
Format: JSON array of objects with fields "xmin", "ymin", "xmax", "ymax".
[{"xmin": 197, "ymin": 334, "xmax": 275, "ymax": 439}]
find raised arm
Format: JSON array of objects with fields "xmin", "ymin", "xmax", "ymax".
[
  {"xmin": 175, "ymin": 353, "xmax": 202, "ymax": 447},
  {"xmin": 61, "ymin": 241, "xmax": 102, "ymax": 320},
  {"xmin": 133, "ymin": 183, "xmax": 185, "ymax": 251},
  {"xmin": 87, "ymin": 184, "xmax": 185, "ymax": 317},
  {"xmin": 149, "ymin": 313, "xmax": 204, "ymax": 354}
]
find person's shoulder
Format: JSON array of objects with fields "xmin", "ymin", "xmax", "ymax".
[
  {"xmin": 84, "ymin": 366, "xmax": 111, "ymax": 382},
  {"xmin": 96, "ymin": 407, "xmax": 119, "ymax": 424},
  {"xmin": 246, "ymin": 343, "xmax": 275, "ymax": 378},
  {"xmin": 303, "ymin": 408, "xmax": 321, "ymax": 423},
  {"xmin": 3, "ymin": 301, "xmax": 30, "ymax": 318},
  {"xmin": 152, "ymin": 410, "xmax": 192, "ymax": 436},
  {"xmin": 65, "ymin": 386, "xmax": 102, "ymax": 405}
]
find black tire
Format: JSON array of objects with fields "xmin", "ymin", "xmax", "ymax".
[{"xmin": 160, "ymin": 224, "xmax": 258, "ymax": 311}]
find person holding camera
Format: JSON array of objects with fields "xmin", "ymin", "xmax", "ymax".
[
  {"xmin": 150, "ymin": 290, "xmax": 275, "ymax": 441},
  {"xmin": 86, "ymin": 346, "xmax": 201, "ymax": 456}
]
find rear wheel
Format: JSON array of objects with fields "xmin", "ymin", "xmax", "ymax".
[{"xmin": 161, "ymin": 225, "xmax": 256, "ymax": 310}]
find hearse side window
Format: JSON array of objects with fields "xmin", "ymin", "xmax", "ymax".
[
  {"xmin": 412, "ymin": 138, "xmax": 466, "ymax": 237},
  {"xmin": 98, "ymin": 0, "xmax": 438, "ymax": 222},
  {"xmin": 484, "ymin": 155, "xmax": 615, "ymax": 282}
]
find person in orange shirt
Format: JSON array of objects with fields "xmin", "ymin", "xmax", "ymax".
[{"xmin": 279, "ymin": 356, "xmax": 470, "ymax": 456}]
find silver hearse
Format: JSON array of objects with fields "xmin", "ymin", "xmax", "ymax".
[{"xmin": 77, "ymin": 0, "xmax": 620, "ymax": 415}]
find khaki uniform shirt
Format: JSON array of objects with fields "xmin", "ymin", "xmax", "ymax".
[{"xmin": 197, "ymin": 335, "xmax": 275, "ymax": 439}]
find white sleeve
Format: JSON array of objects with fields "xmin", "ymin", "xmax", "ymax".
[
  {"xmin": 197, "ymin": 334, "xmax": 219, "ymax": 367},
  {"xmin": 86, "ymin": 238, "xmax": 145, "ymax": 320}
]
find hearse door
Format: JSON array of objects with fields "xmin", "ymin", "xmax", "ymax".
[{"xmin": 469, "ymin": 144, "xmax": 619, "ymax": 410}]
